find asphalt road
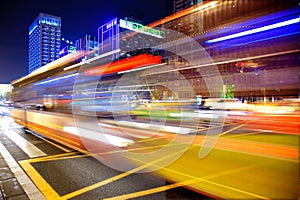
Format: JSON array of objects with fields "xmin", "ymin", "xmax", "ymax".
[
  {"xmin": 0, "ymin": 115, "xmax": 214, "ymax": 200},
  {"xmin": 1, "ymin": 109, "xmax": 299, "ymax": 199}
]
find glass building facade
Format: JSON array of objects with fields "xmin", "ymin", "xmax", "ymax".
[
  {"xmin": 160, "ymin": 0, "xmax": 299, "ymax": 100},
  {"xmin": 28, "ymin": 13, "xmax": 61, "ymax": 73},
  {"xmin": 173, "ymin": 0, "xmax": 203, "ymax": 13}
]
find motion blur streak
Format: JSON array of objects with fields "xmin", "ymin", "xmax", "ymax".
[
  {"xmin": 148, "ymin": 1, "xmax": 219, "ymax": 28},
  {"xmin": 10, "ymin": 0, "xmax": 299, "ymax": 199},
  {"xmin": 214, "ymin": 137, "xmax": 298, "ymax": 160},
  {"xmin": 205, "ymin": 17, "xmax": 300, "ymax": 44},
  {"xmin": 124, "ymin": 146, "xmax": 271, "ymax": 199},
  {"xmin": 124, "ymin": 137, "xmax": 298, "ymax": 199}
]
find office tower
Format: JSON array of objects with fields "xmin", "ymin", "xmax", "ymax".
[
  {"xmin": 166, "ymin": 0, "xmax": 204, "ymax": 36},
  {"xmin": 28, "ymin": 13, "xmax": 61, "ymax": 73}
]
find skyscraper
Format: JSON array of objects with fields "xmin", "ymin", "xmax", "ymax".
[
  {"xmin": 28, "ymin": 13, "xmax": 61, "ymax": 73},
  {"xmin": 173, "ymin": 0, "xmax": 203, "ymax": 13},
  {"xmin": 166, "ymin": 0, "xmax": 204, "ymax": 36}
]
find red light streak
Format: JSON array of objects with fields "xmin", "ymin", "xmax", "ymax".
[{"xmin": 84, "ymin": 54, "xmax": 162, "ymax": 76}]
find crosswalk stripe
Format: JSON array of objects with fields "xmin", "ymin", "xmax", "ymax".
[{"xmin": 4, "ymin": 130, "xmax": 47, "ymax": 158}]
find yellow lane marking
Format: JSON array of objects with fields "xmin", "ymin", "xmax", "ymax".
[
  {"xmin": 30, "ymin": 131, "xmax": 72, "ymax": 152},
  {"xmin": 219, "ymin": 121, "xmax": 253, "ymax": 136},
  {"xmin": 189, "ymin": 121, "xmax": 241, "ymax": 134},
  {"xmin": 24, "ymin": 141, "xmax": 188, "ymax": 163},
  {"xmin": 60, "ymin": 169, "xmax": 135, "ymax": 200},
  {"xmin": 0, "ymin": 141, "xmax": 46, "ymax": 200},
  {"xmin": 104, "ymin": 180, "xmax": 196, "ymax": 200},
  {"xmin": 36, "ymin": 153, "xmax": 91, "ymax": 163},
  {"xmin": 22, "ymin": 140, "xmax": 184, "ymax": 163},
  {"xmin": 19, "ymin": 160, "xmax": 61, "ymax": 199},
  {"xmin": 124, "ymin": 142, "xmax": 184, "ymax": 153},
  {"xmin": 226, "ymin": 131, "xmax": 261, "ymax": 137},
  {"xmin": 17, "ymin": 120, "xmax": 264, "ymax": 200},
  {"xmin": 107, "ymin": 154, "xmax": 269, "ymax": 200},
  {"xmin": 26, "ymin": 152, "xmax": 79, "ymax": 163},
  {"xmin": 60, "ymin": 144, "xmax": 189, "ymax": 200},
  {"xmin": 19, "ymin": 152, "xmax": 88, "ymax": 200},
  {"xmin": 19, "ymin": 136, "xmax": 270, "ymax": 200},
  {"xmin": 68, "ymin": 140, "xmax": 190, "ymax": 158},
  {"xmin": 19, "ymin": 143, "xmax": 188, "ymax": 200}
]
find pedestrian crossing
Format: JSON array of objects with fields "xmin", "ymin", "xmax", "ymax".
[
  {"xmin": 4, "ymin": 130, "xmax": 47, "ymax": 158},
  {"xmin": 1, "ymin": 116, "xmax": 47, "ymax": 158},
  {"xmin": 0, "ymin": 116, "xmax": 71, "ymax": 157}
]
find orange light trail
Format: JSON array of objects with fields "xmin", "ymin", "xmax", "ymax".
[
  {"xmin": 193, "ymin": 136, "xmax": 298, "ymax": 160},
  {"xmin": 147, "ymin": 1, "xmax": 219, "ymax": 28}
]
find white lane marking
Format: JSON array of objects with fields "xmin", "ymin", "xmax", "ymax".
[
  {"xmin": 0, "ymin": 141, "xmax": 46, "ymax": 200},
  {"xmin": 4, "ymin": 130, "xmax": 47, "ymax": 158}
]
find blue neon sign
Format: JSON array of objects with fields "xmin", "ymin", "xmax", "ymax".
[{"xmin": 205, "ymin": 17, "xmax": 300, "ymax": 44}]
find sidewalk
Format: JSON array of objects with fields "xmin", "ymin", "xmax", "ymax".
[
  {"xmin": 0, "ymin": 132, "xmax": 45, "ymax": 200},
  {"xmin": 0, "ymin": 152, "xmax": 29, "ymax": 200},
  {"xmin": 0, "ymin": 115, "xmax": 45, "ymax": 200}
]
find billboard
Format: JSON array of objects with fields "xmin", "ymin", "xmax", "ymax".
[{"xmin": 119, "ymin": 19, "xmax": 164, "ymax": 38}]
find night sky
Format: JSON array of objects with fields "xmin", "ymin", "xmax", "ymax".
[{"xmin": 0, "ymin": 0, "xmax": 172, "ymax": 84}]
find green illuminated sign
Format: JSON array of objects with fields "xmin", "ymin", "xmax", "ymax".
[
  {"xmin": 69, "ymin": 46, "xmax": 76, "ymax": 53},
  {"xmin": 119, "ymin": 19, "xmax": 164, "ymax": 38}
]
